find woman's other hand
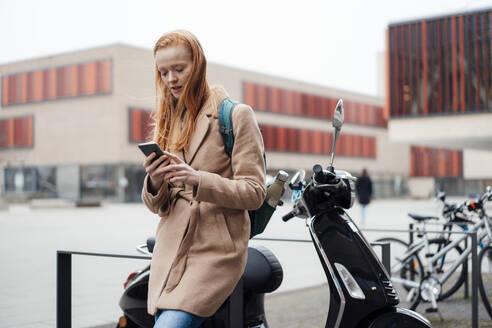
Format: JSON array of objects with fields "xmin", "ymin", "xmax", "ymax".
[
  {"xmin": 161, "ymin": 151, "xmax": 200, "ymax": 186},
  {"xmin": 144, "ymin": 153, "xmax": 171, "ymax": 193}
]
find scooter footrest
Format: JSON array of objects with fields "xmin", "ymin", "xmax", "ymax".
[{"xmin": 425, "ymin": 308, "xmax": 438, "ymax": 313}]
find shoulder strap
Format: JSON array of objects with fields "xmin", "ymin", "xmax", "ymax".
[{"xmin": 218, "ymin": 98, "xmax": 239, "ymax": 157}]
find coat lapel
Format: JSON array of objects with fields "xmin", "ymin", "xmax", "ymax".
[
  {"xmin": 184, "ymin": 86, "xmax": 228, "ymax": 164},
  {"xmin": 185, "ymin": 112, "xmax": 210, "ymax": 163}
]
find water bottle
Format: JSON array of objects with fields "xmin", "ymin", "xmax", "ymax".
[{"xmin": 266, "ymin": 170, "xmax": 289, "ymax": 207}]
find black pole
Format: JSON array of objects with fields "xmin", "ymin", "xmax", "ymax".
[
  {"xmin": 471, "ymin": 232, "xmax": 478, "ymax": 328},
  {"xmin": 464, "ymin": 236, "xmax": 469, "ymax": 299},
  {"xmin": 57, "ymin": 251, "xmax": 71, "ymax": 328},
  {"xmin": 381, "ymin": 242, "xmax": 391, "ymax": 274},
  {"xmin": 409, "ymin": 223, "xmax": 414, "ymax": 245}
]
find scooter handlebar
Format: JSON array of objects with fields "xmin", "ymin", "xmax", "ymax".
[{"xmin": 282, "ymin": 211, "xmax": 296, "ymax": 222}]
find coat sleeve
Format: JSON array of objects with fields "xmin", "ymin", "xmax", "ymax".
[
  {"xmin": 141, "ymin": 174, "xmax": 171, "ymax": 214},
  {"xmin": 193, "ymin": 104, "xmax": 266, "ymax": 210}
]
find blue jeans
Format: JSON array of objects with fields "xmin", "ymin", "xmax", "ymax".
[{"xmin": 154, "ymin": 309, "xmax": 206, "ymax": 328}]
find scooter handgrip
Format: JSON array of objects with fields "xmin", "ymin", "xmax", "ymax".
[
  {"xmin": 313, "ymin": 164, "xmax": 325, "ymax": 183},
  {"xmin": 282, "ymin": 212, "xmax": 295, "ymax": 222}
]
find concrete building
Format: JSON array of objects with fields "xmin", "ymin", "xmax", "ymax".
[
  {"xmin": 386, "ymin": 7, "xmax": 492, "ymax": 197},
  {"xmin": 1, "ymin": 43, "xmax": 408, "ymax": 202}
]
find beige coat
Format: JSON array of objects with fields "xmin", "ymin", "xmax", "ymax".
[{"xmin": 142, "ymin": 86, "xmax": 266, "ymax": 317}]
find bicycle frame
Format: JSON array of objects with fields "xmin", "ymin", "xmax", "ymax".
[{"xmin": 392, "ymin": 213, "xmax": 491, "ymax": 289}]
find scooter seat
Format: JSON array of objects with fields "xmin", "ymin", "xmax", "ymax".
[
  {"xmin": 242, "ymin": 245, "xmax": 283, "ymax": 293},
  {"xmin": 408, "ymin": 213, "xmax": 439, "ymax": 221}
]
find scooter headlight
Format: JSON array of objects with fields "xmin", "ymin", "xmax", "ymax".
[{"xmin": 334, "ymin": 263, "xmax": 365, "ymax": 300}]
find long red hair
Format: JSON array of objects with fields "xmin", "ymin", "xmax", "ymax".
[{"xmin": 152, "ymin": 30, "xmax": 210, "ymax": 152}]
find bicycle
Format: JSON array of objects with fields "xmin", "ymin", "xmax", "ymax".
[{"xmin": 377, "ymin": 187, "xmax": 492, "ymax": 317}]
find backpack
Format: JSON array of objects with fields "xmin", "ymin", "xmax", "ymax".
[{"xmin": 218, "ymin": 98, "xmax": 275, "ymax": 239}]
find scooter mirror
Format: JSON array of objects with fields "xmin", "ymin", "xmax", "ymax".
[
  {"xmin": 332, "ymin": 99, "xmax": 344, "ymax": 129},
  {"xmin": 329, "ymin": 99, "xmax": 344, "ymax": 168},
  {"xmin": 436, "ymin": 191, "xmax": 446, "ymax": 202}
]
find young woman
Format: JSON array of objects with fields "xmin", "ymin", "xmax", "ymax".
[{"xmin": 141, "ymin": 30, "xmax": 266, "ymax": 328}]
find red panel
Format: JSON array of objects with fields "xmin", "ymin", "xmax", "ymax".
[
  {"xmin": 299, "ymin": 94, "xmax": 308, "ymax": 116},
  {"xmin": 344, "ymin": 100, "xmax": 352, "ymax": 123},
  {"xmin": 2, "ymin": 75, "xmax": 8, "ymax": 106},
  {"xmin": 294, "ymin": 92, "xmax": 302, "ymax": 115},
  {"xmin": 243, "ymin": 82, "xmax": 256, "ymax": 107},
  {"xmin": 320, "ymin": 97, "xmax": 330, "ymax": 119},
  {"xmin": 370, "ymin": 137, "xmax": 377, "ymax": 158},
  {"xmin": 437, "ymin": 20, "xmax": 443, "ymax": 113},
  {"xmin": 306, "ymin": 95, "xmax": 316, "ymax": 117},
  {"xmin": 86, "ymin": 62, "xmax": 97, "ymax": 95},
  {"xmin": 400, "ymin": 25, "xmax": 406, "ymax": 116},
  {"xmin": 313, "ymin": 130, "xmax": 322, "ymax": 154},
  {"xmin": 68, "ymin": 65, "xmax": 78, "ymax": 97},
  {"xmin": 131, "ymin": 109, "xmax": 142, "ymax": 142},
  {"xmin": 0, "ymin": 120, "xmax": 10, "ymax": 148},
  {"xmin": 279, "ymin": 89, "xmax": 288, "ymax": 114},
  {"xmin": 460, "ymin": 15, "xmax": 466, "ymax": 112},
  {"xmin": 352, "ymin": 135, "xmax": 360, "ymax": 156},
  {"xmin": 314, "ymin": 96, "xmax": 322, "ymax": 118},
  {"xmin": 277, "ymin": 126, "xmax": 287, "ymax": 151},
  {"xmin": 347, "ymin": 135, "xmax": 355, "ymax": 156},
  {"xmin": 20, "ymin": 73, "xmax": 27, "ymax": 104},
  {"xmin": 452, "ymin": 16, "xmax": 458, "ymax": 112},
  {"xmin": 14, "ymin": 117, "xmax": 23, "ymax": 146},
  {"xmin": 473, "ymin": 14, "xmax": 484, "ymax": 110},
  {"xmin": 299, "ymin": 129, "xmax": 310, "ymax": 153},
  {"xmin": 101, "ymin": 59, "xmax": 112, "ymax": 93},
  {"xmin": 26, "ymin": 72, "xmax": 34, "ymax": 102},
  {"xmin": 270, "ymin": 87, "xmax": 280, "ymax": 113},
  {"xmin": 27, "ymin": 116, "xmax": 33, "ymax": 146},
  {"xmin": 422, "ymin": 21, "xmax": 428, "ymax": 114},
  {"xmin": 8, "ymin": 75, "xmax": 16, "ymax": 104},
  {"xmin": 33, "ymin": 71, "xmax": 43, "ymax": 101},
  {"xmin": 257, "ymin": 85, "xmax": 267, "ymax": 110},
  {"xmin": 286, "ymin": 90, "xmax": 295, "ymax": 115},
  {"xmin": 361, "ymin": 136, "xmax": 370, "ymax": 157}
]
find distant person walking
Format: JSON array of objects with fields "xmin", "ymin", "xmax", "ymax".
[{"xmin": 356, "ymin": 168, "xmax": 372, "ymax": 225}]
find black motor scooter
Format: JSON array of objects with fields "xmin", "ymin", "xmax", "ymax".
[
  {"xmin": 278, "ymin": 99, "xmax": 431, "ymax": 327},
  {"xmin": 117, "ymin": 99, "xmax": 432, "ymax": 328}
]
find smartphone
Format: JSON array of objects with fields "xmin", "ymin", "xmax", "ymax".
[{"xmin": 138, "ymin": 142, "xmax": 165, "ymax": 164}]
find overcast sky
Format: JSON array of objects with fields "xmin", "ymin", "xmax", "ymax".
[{"xmin": 1, "ymin": 0, "xmax": 490, "ymax": 97}]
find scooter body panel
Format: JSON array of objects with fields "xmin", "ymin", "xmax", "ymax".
[{"xmin": 310, "ymin": 208, "xmax": 400, "ymax": 328}]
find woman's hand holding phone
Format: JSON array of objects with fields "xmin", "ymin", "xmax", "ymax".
[{"xmin": 143, "ymin": 152, "xmax": 170, "ymax": 193}]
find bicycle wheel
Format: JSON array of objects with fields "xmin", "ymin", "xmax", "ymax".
[
  {"xmin": 478, "ymin": 245, "xmax": 492, "ymax": 319},
  {"xmin": 427, "ymin": 238, "xmax": 467, "ymax": 301},
  {"xmin": 375, "ymin": 237, "xmax": 423, "ymax": 308}
]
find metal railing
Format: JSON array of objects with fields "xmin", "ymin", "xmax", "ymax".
[
  {"xmin": 56, "ymin": 250, "xmax": 151, "ymax": 328},
  {"xmin": 360, "ymin": 227, "xmax": 480, "ymax": 328}
]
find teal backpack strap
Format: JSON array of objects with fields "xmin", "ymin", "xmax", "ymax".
[
  {"xmin": 218, "ymin": 98, "xmax": 239, "ymax": 157},
  {"xmin": 218, "ymin": 98, "xmax": 272, "ymax": 239}
]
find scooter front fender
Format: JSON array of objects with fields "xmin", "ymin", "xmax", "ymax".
[{"xmin": 365, "ymin": 307, "xmax": 432, "ymax": 328}]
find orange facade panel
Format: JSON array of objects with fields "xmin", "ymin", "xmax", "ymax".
[
  {"xmin": 243, "ymin": 82, "xmax": 256, "ymax": 108},
  {"xmin": 242, "ymin": 82, "xmax": 385, "ymax": 127},
  {"xmin": 2, "ymin": 59, "xmax": 112, "ymax": 106},
  {"xmin": 410, "ymin": 146, "xmax": 462, "ymax": 177},
  {"xmin": 2, "ymin": 76, "xmax": 8, "ymax": 106}
]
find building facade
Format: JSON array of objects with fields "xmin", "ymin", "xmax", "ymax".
[
  {"xmin": 0, "ymin": 43, "xmax": 408, "ymax": 202},
  {"xmin": 387, "ymin": 8, "xmax": 492, "ymax": 196}
]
